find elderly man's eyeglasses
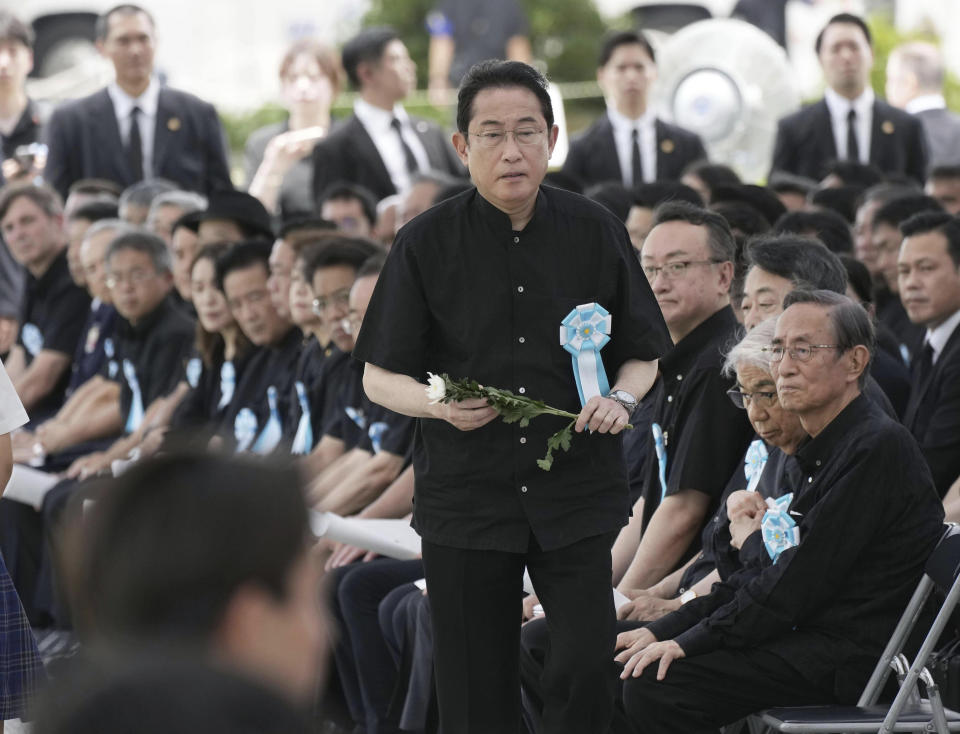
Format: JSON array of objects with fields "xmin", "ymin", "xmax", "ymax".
[
  {"xmin": 765, "ymin": 343, "xmax": 841, "ymax": 362},
  {"xmin": 642, "ymin": 259, "xmax": 721, "ymax": 282},
  {"xmin": 312, "ymin": 289, "xmax": 350, "ymax": 316},
  {"xmin": 469, "ymin": 128, "xmax": 546, "ymax": 149},
  {"xmin": 105, "ymin": 269, "xmax": 155, "ymax": 289},
  {"xmin": 726, "ymin": 388, "xmax": 778, "ymax": 410}
]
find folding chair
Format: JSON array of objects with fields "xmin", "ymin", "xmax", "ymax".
[{"xmin": 756, "ymin": 523, "xmax": 960, "ymax": 733}]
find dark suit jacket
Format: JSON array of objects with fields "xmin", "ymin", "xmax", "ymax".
[
  {"xmin": 561, "ymin": 113, "xmax": 707, "ymax": 188},
  {"xmin": 43, "ymin": 87, "xmax": 233, "ymax": 199},
  {"xmin": 904, "ymin": 323, "xmax": 960, "ymax": 497},
  {"xmin": 771, "ymin": 98, "xmax": 928, "ymax": 183},
  {"xmin": 311, "ymin": 113, "xmax": 464, "ymax": 203},
  {"xmin": 915, "ymin": 107, "xmax": 960, "ymax": 169}
]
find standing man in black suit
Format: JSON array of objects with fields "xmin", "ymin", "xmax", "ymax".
[
  {"xmin": 898, "ymin": 211, "xmax": 960, "ymax": 497},
  {"xmin": 771, "ymin": 13, "xmax": 928, "ymax": 184},
  {"xmin": 311, "ymin": 27, "xmax": 463, "ymax": 204},
  {"xmin": 43, "ymin": 4, "xmax": 232, "ymax": 201},
  {"xmin": 886, "ymin": 41, "xmax": 960, "ymax": 170},
  {"xmin": 561, "ymin": 31, "xmax": 707, "ymax": 189}
]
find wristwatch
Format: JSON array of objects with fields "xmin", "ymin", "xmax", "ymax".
[{"xmin": 606, "ymin": 389, "xmax": 638, "ymax": 413}]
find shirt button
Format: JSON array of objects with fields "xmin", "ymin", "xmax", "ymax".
[
  {"xmin": 815, "ymin": 460, "xmax": 822, "ymax": 466},
  {"xmin": 807, "ymin": 477, "xmax": 813, "ymax": 483},
  {"xmin": 521, "ymin": 485, "xmax": 528, "ymax": 493},
  {"xmin": 667, "ymin": 395, "xmax": 673, "ymax": 402},
  {"xmin": 676, "ymin": 374, "xmax": 683, "ymax": 381},
  {"xmin": 520, "ymin": 437, "xmax": 527, "ymax": 444},
  {"xmin": 519, "ymin": 387, "xmax": 526, "ymax": 394},
  {"xmin": 517, "ymin": 286, "xmax": 524, "ymax": 293},
  {"xmin": 518, "ymin": 337, "xmax": 525, "ymax": 344},
  {"xmin": 513, "ymin": 236, "xmax": 520, "ymax": 244}
]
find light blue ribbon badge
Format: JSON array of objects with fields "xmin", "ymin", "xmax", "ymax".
[
  {"xmin": 21, "ymin": 323, "xmax": 43, "ymax": 356},
  {"xmin": 761, "ymin": 492, "xmax": 800, "ymax": 563},
  {"xmin": 744, "ymin": 439, "xmax": 769, "ymax": 492},
  {"xmin": 651, "ymin": 422, "xmax": 668, "ymax": 501},
  {"xmin": 368, "ymin": 421, "xmax": 389, "ymax": 454},
  {"xmin": 252, "ymin": 385, "xmax": 283, "ymax": 454},
  {"xmin": 104, "ymin": 338, "xmax": 118, "ymax": 379},
  {"xmin": 234, "ymin": 408, "xmax": 258, "ymax": 452},
  {"xmin": 185, "ymin": 357, "xmax": 202, "ymax": 389},
  {"xmin": 291, "ymin": 381, "xmax": 313, "ymax": 455},
  {"xmin": 345, "ymin": 405, "xmax": 367, "ymax": 430},
  {"xmin": 218, "ymin": 361, "xmax": 235, "ymax": 410},
  {"xmin": 122, "ymin": 358, "xmax": 144, "ymax": 433},
  {"xmin": 559, "ymin": 303, "xmax": 612, "ymax": 406}
]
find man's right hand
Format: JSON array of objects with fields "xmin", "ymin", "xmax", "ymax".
[
  {"xmin": 726, "ymin": 490, "xmax": 767, "ymax": 521},
  {"xmin": 431, "ymin": 398, "xmax": 498, "ymax": 431}
]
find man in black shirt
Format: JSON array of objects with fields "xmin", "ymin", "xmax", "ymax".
[
  {"xmin": 616, "ymin": 202, "xmax": 753, "ymax": 614},
  {"xmin": 617, "ymin": 290, "xmax": 945, "ymax": 732},
  {"xmin": 0, "ymin": 13, "xmax": 43, "ymax": 179},
  {"xmin": 0, "ymin": 183, "xmax": 90, "ymax": 418},
  {"xmin": 354, "ymin": 61, "xmax": 670, "ymax": 734}
]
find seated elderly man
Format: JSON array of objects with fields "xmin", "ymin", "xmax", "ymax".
[{"xmin": 616, "ymin": 290, "xmax": 944, "ymax": 733}]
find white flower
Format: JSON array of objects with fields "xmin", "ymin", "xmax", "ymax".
[{"xmin": 425, "ymin": 372, "xmax": 447, "ymax": 404}]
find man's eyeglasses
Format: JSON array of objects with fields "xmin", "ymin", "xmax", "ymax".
[
  {"xmin": 105, "ymin": 269, "xmax": 156, "ymax": 289},
  {"xmin": 726, "ymin": 388, "xmax": 778, "ymax": 410},
  {"xmin": 312, "ymin": 289, "xmax": 350, "ymax": 316},
  {"xmin": 641, "ymin": 259, "xmax": 721, "ymax": 282},
  {"xmin": 469, "ymin": 128, "xmax": 546, "ymax": 149},
  {"xmin": 765, "ymin": 343, "xmax": 841, "ymax": 362}
]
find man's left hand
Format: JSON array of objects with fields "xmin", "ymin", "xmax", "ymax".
[
  {"xmin": 575, "ymin": 396, "xmax": 629, "ymax": 434},
  {"xmin": 618, "ymin": 639, "xmax": 686, "ymax": 680}
]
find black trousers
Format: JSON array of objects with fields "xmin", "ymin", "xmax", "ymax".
[
  {"xmin": 422, "ymin": 531, "xmax": 618, "ymax": 734},
  {"xmin": 621, "ymin": 647, "xmax": 838, "ymax": 734}
]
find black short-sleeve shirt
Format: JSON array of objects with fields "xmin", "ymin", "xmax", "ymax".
[
  {"xmin": 353, "ymin": 186, "xmax": 671, "ymax": 552},
  {"xmin": 638, "ymin": 306, "xmax": 754, "ymax": 534},
  {"xmin": 67, "ymin": 300, "xmax": 117, "ymax": 396},
  {"xmin": 17, "ymin": 250, "xmax": 91, "ymax": 415}
]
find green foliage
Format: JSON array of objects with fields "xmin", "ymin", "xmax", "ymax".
[
  {"xmin": 362, "ymin": 0, "xmax": 607, "ymax": 85},
  {"xmin": 867, "ymin": 12, "xmax": 960, "ymax": 111}
]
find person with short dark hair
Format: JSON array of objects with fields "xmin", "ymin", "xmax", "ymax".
[
  {"xmin": 311, "ymin": 27, "xmax": 463, "ymax": 203},
  {"xmin": 926, "ymin": 165, "xmax": 960, "ymax": 215},
  {"xmin": 318, "ymin": 182, "xmax": 378, "ymax": 237},
  {"xmin": 819, "ymin": 159, "xmax": 884, "ymax": 189},
  {"xmin": 617, "ymin": 290, "xmax": 944, "ymax": 734},
  {"xmin": 808, "ymin": 185, "xmax": 862, "ymax": 224},
  {"xmin": 853, "ymin": 183, "xmax": 916, "ymax": 280},
  {"xmin": 871, "ymin": 193, "xmax": 942, "ymax": 299},
  {"xmin": 680, "ymin": 161, "xmax": 741, "ymax": 204},
  {"xmin": 710, "ymin": 184, "xmax": 786, "ymax": 228},
  {"xmin": 585, "ymin": 181, "xmax": 634, "ymax": 222},
  {"xmin": 197, "ymin": 190, "xmax": 274, "ymax": 246},
  {"xmin": 562, "ymin": 30, "xmax": 707, "ymax": 189},
  {"xmin": 65, "ymin": 200, "xmax": 120, "ymax": 287},
  {"xmin": 0, "ymin": 183, "xmax": 91, "ymax": 418},
  {"xmin": 898, "ymin": 211, "xmax": 960, "ymax": 497},
  {"xmin": 43, "ymin": 4, "xmax": 232, "ymax": 199},
  {"xmin": 773, "ymin": 208, "xmax": 854, "ymax": 254},
  {"xmin": 117, "ymin": 178, "xmax": 178, "ymax": 225},
  {"xmin": 356, "ymin": 60, "xmax": 670, "ymax": 733},
  {"xmin": 625, "ymin": 181, "xmax": 703, "ymax": 252},
  {"xmin": 771, "ymin": 13, "xmax": 928, "ymax": 182},
  {"xmin": 64, "ymin": 452, "xmax": 326, "ymax": 706},
  {"xmin": 767, "ymin": 171, "xmax": 817, "ymax": 212}
]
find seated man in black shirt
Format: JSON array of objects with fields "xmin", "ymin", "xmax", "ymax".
[
  {"xmin": 617, "ymin": 290, "xmax": 945, "ymax": 732},
  {"xmin": 218, "ymin": 241, "xmax": 301, "ymax": 453},
  {"xmin": 308, "ymin": 255, "xmax": 414, "ymax": 514},
  {"xmin": 0, "ymin": 183, "xmax": 91, "ymax": 418}
]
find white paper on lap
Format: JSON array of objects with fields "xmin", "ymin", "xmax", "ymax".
[
  {"xmin": 310, "ymin": 511, "xmax": 422, "ymax": 560},
  {"xmin": 523, "ymin": 566, "xmax": 633, "ymax": 613},
  {"xmin": 3, "ymin": 464, "xmax": 60, "ymax": 510}
]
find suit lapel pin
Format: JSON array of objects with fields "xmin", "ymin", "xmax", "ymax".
[
  {"xmin": 167, "ymin": 117, "xmax": 181, "ymax": 131},
  {"xmin": 882, "ymin": 120, "xmax": 895, "ymax": 135},
  {"xmin": 415, "ymin": 120, "xmax": 429, "ymax": 134},
  {"xmin": 660, "ymin": 138, "xmax": 675, "ymax": 154}
]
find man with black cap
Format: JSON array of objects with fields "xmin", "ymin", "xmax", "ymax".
[{"xmin": 197, "ymin": 190, "xmax": 274, "ymax": 246}]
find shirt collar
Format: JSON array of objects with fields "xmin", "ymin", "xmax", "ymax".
[
  {"xmin": 119, "ymin": 293, "xmax": 175, "ymax": 337},
  {"xmin": 926, "ymin": 307, "xmax": 960, "ymax": 362},
  {"xmin": 472, "ymin": 185, "xmax": 550, "ymax": 237},
  {"xmin": 354, "ymin": 97, "xmax": 408, "ymax": 132},
  {"xmin": 794, "ymin": 392, "xmax": 871, "ymax": 473},
  {"xmin": 824, "ymin": 86, "xmax": 874, "ymax": 122},
  {"xmin": 29, "ymin": 249, "xmax": 69, "ymax": 288},
  {"xmin": 606, "ymin": 104, "xmax": 655, "ymax": 132},
  {"xmin": 107, "ymin": 76, "xmax": 161, "ymax": 119},
  {"xmin": 660, "ymin": 305, "xmax": 739, "ymax": 376},
  {"xmin": 8, "ymin": 99, "xmax": 41, "ymax": 140},
  {"xmin": 906, "ymin": 94, "xmax": 946, "ymax": 114}
]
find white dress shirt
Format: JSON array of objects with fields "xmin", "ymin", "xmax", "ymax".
[
  {"xmin": 107, "ymin": 77, "xmax": 160, "ymax": 178},
  {"xmin": 353, "ymin": 98, "xmax": 431, "ymax": 194},
  {"xmin": 906, "ymin": 94, "xmax": 947, "ymax": 115},
  {"xmin": 606, "ymin": 105, "xmax": 656, "ymax": 186},
  {"xmin": 824, "ymin": 86, "xmax": 874, "ymax": 164},
  {"xmin": 926, "ymin": 307, "xmax": 960, "ymax": 365}
]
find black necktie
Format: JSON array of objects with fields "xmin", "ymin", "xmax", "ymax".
[
  {"xmin": 127, "ymin": 106, "xmax": 144, "ymax": 180},
  {"xmin": 915, "ymin": 340, "xmax": 935, "ymax": 391},
  {"xmin": 846, "ymin": 108, "xmax": 860, "ymax": 162},
  {"xmin": 391, "ymin": 118, "xmax": 419, "ymax": 175},
  {"xmin": 631, "ymin": 128, "xmax": 643, "ymax": 187}
]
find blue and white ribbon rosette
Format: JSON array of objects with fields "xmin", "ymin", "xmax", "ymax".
[
  {"xmin": 651, "ymin": 422, "xmax": 668, "ymax": 500},
  {"xmin": 744, "ymin": 439, "xmax": 769, "ymax": 492},
  {"xmin": 559, "ymin": 303, "xmax": 612, "ymax": 407},
  {"xmin": 252, "ymin": 385, "xmax": 283, "ymax": 455},
  {"xmin": 761, "ymin": 492, "xmax": 800, "ymax": 563}
]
